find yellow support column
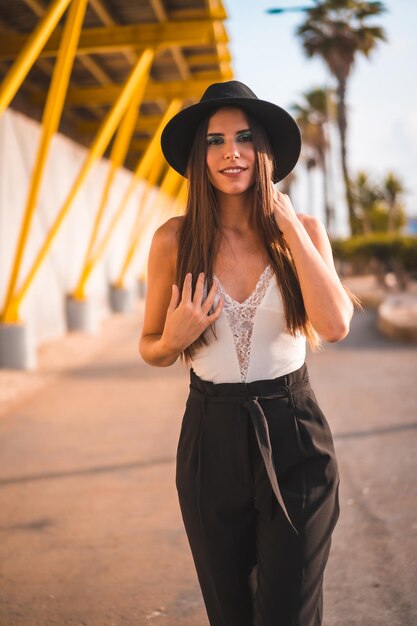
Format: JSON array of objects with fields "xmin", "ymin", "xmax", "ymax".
[
  {"xmin": 75, "ymin": 99, "xmax": 182, "ymax": 293},
  {"xmin": 136, "ymin": 172, "xmax": 186, "ymax": 292},
  {"xmin": 73, "ymin": 64, "xmax": 151, "ymax": 299},
  {"xmin": 174, "ymin": 179, "xmax": 189, "ymax": 215},
  {"xmin": 1, "ymin": 0, "xmax": 88, "ymax": 323},
  {"xmin": 146, "ymin": 167, "xmax": 184, "ymax": 227},
  {"xmin": 158, "ymin": 166, "xmax": 184, "ymax": 200},
  {"xmin": 114, "ymin": 155, "xmax": 167, "ymax": 288},
  {"xmin": 132, "ymin": 167, "xmax": 184, "ymax": 266},
  {"xmin": 0, "ymin": 0, "xmax": 73, "ymax": 114},
  {"xmin": 111, "ymin": 152, "xmax": 167, "ymax": 288},
  {"xmin": 2, "ymin": 48, "xmax": 154, "ymax": 322}
]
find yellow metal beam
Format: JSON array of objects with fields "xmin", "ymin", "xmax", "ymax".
[
  {"xmin": 72, "ymin": 99, "xmax": 182, "ymax": 295},
  {"xmin": 145, "ymin": 168, "xmax": 184, "ymax": 228},
  {"xmin": 129, "ymin": 169, "xmax": 184, "ymax": 284},
  {"xmin": 167, "ymin": 7, "xmax": 227, "ymax": 21},
  {"xmin": 77, "ymin": 53, "xmax": 113, "ymax": 85},
  {"xmin": 90, "ymin": 4, "xmax": 228, "ymax": 25},
  {"xmin": 73, "ymin": 64, "xmax": 152, "ymax": 299},
  {"xmin": 32, "ymin": 74, "xmax": 233, "ymax": 107},
  {"xmin": 2, "ymin": 49, "xmax": 155, "ymax": 320},
  {"xmin": 1, "ymin": 0, "xmax": 89, "ymax": 323},
  {"xmin": 169, "ymin": 45, "xmax": 191, "ymax": 80},
  {"xmin": 22, "ymin": 0, "xmax": 113, "ymax": 86},
  {"xmin": 132, "ymin": 101, "xmax": 183, "ymax": 182},
  {"xmin": 205, "ymin": 0, "xmax": 232, "ymax": 78},
  {"xmin": 0, "ymin": 10, "xmax": 85, "ymax": 128},
  {"xmin": 75, "ymin": 114, "xmax": 162, "ymax": 136},
  {"xmin": 159, "ymin": 167, "xmax": 184, "ymax": 199},
  {"xmin": 115, "ymin": 154, "xmax": 168, "ymax": 288},
  {"xmin": 173, "ymin": 179, "xmax": 189, "ymax": 216},
  {"xmin": 135, "ymin": 168, "xmax": 189, "ymax": 282},
  {"xmin": 88, "ymin": 0, "xmax": 146, "ymax": 73},
  {"xmin": 0, "ymin": 0, "xmax": 72, "ymax": 114},
  {"xmin": 186, "ymin": 50, "xmax": 232, "ymax": 66},
  {"xmin": 0, "ymin": 21, "xmax": 228, "ymax": 60},
  {"xmin": 149, "ymin": 0, "xmax": 191, "ymax": 81},
  {"xmin": 88, "ymin": 0, "xmax": 115, "ymax": 25},
  {"xmin": 129, "ymin": 139, "xmax": 152, "ymax": 154},
  {"xmin": 149, "ymin": 0, "xmax": 168, "ymax": 21},
  {"xmin": 22, "ymin": 0, "xmax": 48, "ymax": 14}
]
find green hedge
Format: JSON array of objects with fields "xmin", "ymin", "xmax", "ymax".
[{"xmin": 331, "ymin": 233, "xmax": 417, "ymax": 272}]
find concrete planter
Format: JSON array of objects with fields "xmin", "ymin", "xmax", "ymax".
[
  {"xmin": 0, "ymin": 322, "xmax": 36, "ymax": 370},
  {"xmin": 137, "ymin": 279, "xmax": 147, "ymax": 299},
  {"xmin": 108, "ymin": 284, "xmax": 133, "ymax": 313},
  {"xmin": 65, "ymin": 295, "xmax": 98, "ymax": 334},
  {"xmin": 378, "ymin": 293, "xmax": 417, "ymax": 343}
]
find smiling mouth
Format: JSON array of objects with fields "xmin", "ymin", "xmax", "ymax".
[{"xmin": 219, "ymin": 167, "xmax": 247, "ymax": 174}]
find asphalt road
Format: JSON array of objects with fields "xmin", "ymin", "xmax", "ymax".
[{"xmin": 0, "ymin": 306, "xmax": 416, "ymax": 626}]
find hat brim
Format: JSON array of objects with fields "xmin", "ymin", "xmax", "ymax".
[{"xmin": 160, "ymin": 97, "xmax": 301, "ymax": 184}]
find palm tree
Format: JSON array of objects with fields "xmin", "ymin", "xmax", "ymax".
[
  {"xmin": 350, "ymin": 170, "xmax": 406, "ymax": 234},
  {"xmin": 279, "ymin": 170, "xmax": 297, "ymax": 196},
  {"xmin": 296, "ymin": 0, "xmax": 387, "ymax": 236},
  {"xmin": 292, "ymin": 87, "xmax": 336, "ymax": 231},
  {"xmin": 350, "ymin": 170, "xmax": 379, "ymax": 234},
  {"xmin": 382, "ymin": 171, "xmax": 406, "ymax": 233}
]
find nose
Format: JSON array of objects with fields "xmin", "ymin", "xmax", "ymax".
[{"xmin": 224, "ymin": 140, "xmax": 240, "ymax": 160}]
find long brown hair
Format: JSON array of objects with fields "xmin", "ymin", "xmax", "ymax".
[{"xmin": 175, "ymin": 106, "xmax": 361, "ymax": 362}]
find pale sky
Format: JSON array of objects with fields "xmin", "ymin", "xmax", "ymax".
[{"xmin": 223, "ymin": 0, "xmax": 417, "ymax": 235}]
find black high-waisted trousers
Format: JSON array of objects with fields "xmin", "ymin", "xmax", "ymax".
[{"xmin": 175, "ymin": 361, "xmax": 340, "ymax": 626}]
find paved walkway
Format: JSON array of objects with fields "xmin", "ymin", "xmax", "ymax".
[{"xmin": 0, "ymin": 301, "xmax": 416, "ymax": 625}]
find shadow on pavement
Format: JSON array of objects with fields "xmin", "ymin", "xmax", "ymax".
[
  {"xmin": 0, "ymin": 456, "xmax": 175, "ymax": 486},
  {"xmin": 334, "ymin": 421, "xmax": 417, "ymax": 441}
]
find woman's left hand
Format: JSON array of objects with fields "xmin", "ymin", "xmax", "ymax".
[{"xmin": 271, "ymin": 183, "xmax": 299, "ymax": 235}]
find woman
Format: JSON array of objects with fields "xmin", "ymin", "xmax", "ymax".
[{"xmin": 139, "ymin": 81, "xmax": 360, "ymax": 626}]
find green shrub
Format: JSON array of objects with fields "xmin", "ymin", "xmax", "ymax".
[{"xmin": 331, "ymin": 233, "xmax": 417, "ymax": 274}]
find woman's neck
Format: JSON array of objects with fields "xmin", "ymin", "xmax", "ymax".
[{"xmin": 216, "ymin": 188, "xmax": 254, "ymax": 231}]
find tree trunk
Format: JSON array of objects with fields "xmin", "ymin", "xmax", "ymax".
[
  {"xmin": 387, "ymin": 201, "xmax": 396, "ymax": 232},
  {"xmin": 320, "ymin": 146, "xmax": 333, "ymax": 235},
  {"xmin": 336, "ymin": 77, "xmax": 356, "ymax": 236},
  {"xmin": 306, "ymin": 159, "xmax": 315, "ymax": 216}
]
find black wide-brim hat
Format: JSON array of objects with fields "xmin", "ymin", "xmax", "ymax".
[{"xmin": 160, "ymin": 80, "xmax": 301, "ymax": 183}]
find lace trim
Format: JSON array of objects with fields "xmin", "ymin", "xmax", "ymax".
[{"xmin": 214, "ymin": 265, "xmax": 275, "ymax": 382}]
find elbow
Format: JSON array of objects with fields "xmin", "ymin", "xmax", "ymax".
[
  {"xmin": 138, "ymin": 336, "xmax": 145, "ymax": 357},
  {"xmin": 324, "ymin": 319, "xmax": 351, "ymax": 343},
  {"xmin": 322, "ymin": 300, "xmax": 354, "ymax": 343},
  {"xmin": 138, "ymin": 343, "xmax": 156, "ymax": 367},
  {"xmin": 138, "ymin": 341, "xmax": 149, "ymax": 364},
  {"xmin": 138, "ymin": 338, "xmax": 179, "ymax": 367},
  {"xmin": 138, "ymin": 337, "xmax": 153, "ymax": 365}
]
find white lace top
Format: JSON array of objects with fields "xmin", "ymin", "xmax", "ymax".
[{"xmin": 189, "ymin": 265, "xmax": 306, "ymax": 384}]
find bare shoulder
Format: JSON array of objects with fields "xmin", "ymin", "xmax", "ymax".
[
  {"xmin": 151, "ymin": 216, "xmax": 184, "ymax": 262},
  {"xmin": 153, "ymin": 215, "xmax": 184, "ymax": 248}
]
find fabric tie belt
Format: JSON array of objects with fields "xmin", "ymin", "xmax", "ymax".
[{"xmin": 189, "ymin": 370, "xmax": 312, "ymax": 536}]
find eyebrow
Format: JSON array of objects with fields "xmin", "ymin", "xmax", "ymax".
[{"xmin": 206, "ymin": 128, "xmax": 251, "ymax": 136}]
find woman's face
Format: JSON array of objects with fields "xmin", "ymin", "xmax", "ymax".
[{"xmin": 205, "ymin": 107, "xmax": 256, "ymax": 195}]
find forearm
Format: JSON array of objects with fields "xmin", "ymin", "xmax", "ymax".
[
  {"xmin": 139, "ymin": 333, "xmax": 182, "ymax": 367},
  {"xmin": 283, "ymin": 220, "xmax": 353, "ymax": 341}
]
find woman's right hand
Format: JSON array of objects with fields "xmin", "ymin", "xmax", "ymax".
[{"xmin": 160, "ymin": 272, "xmax": 224, "ymax": 355}]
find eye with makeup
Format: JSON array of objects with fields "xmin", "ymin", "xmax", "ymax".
[
  {"xmin": 237, "ymin": 131, "xmax": 252, "ymax": 143},
  {"xmin": 206, "ymin": 136, "xmax": 223, "ymax": 146},
  {"xmin": 206, "ymin": 130, "xmax": 253, "ymax": 146}
]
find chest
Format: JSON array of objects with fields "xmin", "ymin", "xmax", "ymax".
[{"xmin": 214, "ymin": 244, "xmax": 270, "ymax": 304}]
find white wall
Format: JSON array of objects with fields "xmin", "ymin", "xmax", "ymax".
[{"xmin": 0, "ymin": 108, "xmax": 152, "ymax": 346}]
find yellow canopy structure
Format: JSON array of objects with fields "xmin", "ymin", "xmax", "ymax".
[{"xmin": 0, "ymin": 0, "xmax": 233, "ymax": 328}]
